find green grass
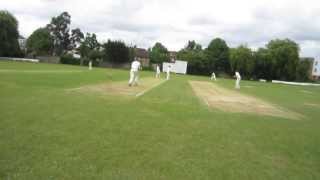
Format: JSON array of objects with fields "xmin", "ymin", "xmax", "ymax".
[{"xmin": 1, "ymin": 61, "xmax": 320, "ymax": 180}]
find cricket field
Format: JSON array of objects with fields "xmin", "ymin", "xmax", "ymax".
[{"xmin": 1, "ymin": 61, "xmax": 320, "ymax": 179}]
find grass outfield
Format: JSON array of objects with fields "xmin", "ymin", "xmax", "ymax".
[{"xmin": 1, "ymin": 61, "xmax": 320, "ymax": 179}]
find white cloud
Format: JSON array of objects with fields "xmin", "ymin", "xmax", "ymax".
[{"xmin": 1, "ymin": 0, "xmax": 320, "ymax": 58}]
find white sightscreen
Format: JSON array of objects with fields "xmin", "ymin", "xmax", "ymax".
[
  {"xmin": 162, "ymin": 62, "xmax": 174, "ymax": 73},
  {"xmin": 173, "ymin": 60, "xmax": 187, "ymax": 74},
  {"xmin": 312, "ymin": 60, "xmax": 320, "ymax": 76},
  {"xmin": 162, "ymin": 60, "xmax": 188, "ymax": 74}
]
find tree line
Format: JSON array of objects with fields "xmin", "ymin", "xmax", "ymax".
[
  {"xmin": 176, "ymin": 39, "xmax": 311, "ymax": 81},
  {"xmin": 29, "ymin": 12, "xmax": 135, "ymax": 66},
  {"xmin": 0, "ymin": 10, "xmax": 133, "ymax": 65},
  {"xmin": 0, "ymin": 10, "xmax": 312, "ymax": 81},
  {"xmin": 0, "ymin": 11, "xmax": 23, "ymax": 57},
  {"xmin": 146, "ymin": 37, "xmax": 311, "ymax": 82}
]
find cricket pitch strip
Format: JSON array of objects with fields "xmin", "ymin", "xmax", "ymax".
[
  {"xmin": 189, "ymin": 81, "xmax": 301, "ymax": 119},
  {"xmin": 69, "ymin": 77, "xmax": 165, "ymax": 97}
]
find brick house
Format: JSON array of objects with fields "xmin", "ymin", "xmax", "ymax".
[
  {"xmin": 18, "ymin": 35, "xmax": 27, "ymax": 52},
  {"xmin": 299, "ymin": 57, "xmax": 320, "ymax": 80},
  {"xmin": 135, "ymin": 48, "xmax": 150, "ymax": 67},
  {"xmin": 169, "ymin": 51, "xmax": 177, "ymax": 62},
  {"xmin": 312, "ymin": 59, "xmax": 320, "ymax": 80}
]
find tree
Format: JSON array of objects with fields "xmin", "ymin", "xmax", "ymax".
[
  {"xmin": 47, "ymin": 12, "xmax": 71, "ymax": 55},
  {"xmin": 177, "ymin": 40, "xmax": 208, "ymax": 75},
  {"xmin": 26, "ymin": 28, "xmax": 53, "ymax": 56},
  {"xmin": 253, "ymin": 48, "xmax": 274, "ymax": 80},
  {"xmin": 253, "ymin": 48, "xmax": 267, "ymax": 80},
  {"xmin": 149, "ymin": 42, "xmax": 170, "ymax": 64},
  {"xmin": 87, "ymin": 50, "xmax": 103, "ymax": 66},
  {"xmin": 70, "ymin": 28, "xmax": 84, "ymax": 50},
  {"xmin": 0, "ymin": 10, "xmax": 21, "ymax": 57},
  {"xmin": 102, "ymin": 40, "xmax": 130, "ymax": 63},
  {"xmin": 266, "ymin": 39, "xmax": 299, "ymax": 81},
  {"xmin": 180, "ymin": 50, "xmax": 208, "ymax": 75},
  {"xmin": 128, "ymin": 46, "xmax": 136, "ymax": 62},
  {"xmin": 82, "ymin": 33, "xmax": 99, "ymax": 51},
  {"xmin": 79, "ymin": 33, "xmax": 100, "ymax": 65},
  {"xmin": 205, "ymin": 38, "xmax": 230, "ymax": 73},
  {"xmin": 296, "ymin": 59, "xmax": 312, "ymax": 82},
  {"xmin": 184, "ymin": 40, "xmax": 202, "ymax": 51},
  {"xmin": 229, "ymin": 45, "xmax": 254, "ymax": 79}
]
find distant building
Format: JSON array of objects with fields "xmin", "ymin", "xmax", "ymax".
[
  {"xmin": 312, "ymin": 59, "xmax": 320, "ymax": 80},
  {"xmin": 300, "ymin": 57, "xmax": 315, "ymax": 79},
  {"xmin": 18, "ymin": 35, "xmax": 27, "ymax": 51},
  {"xmin": 169, "ymin": 51, "xmax": 177, "ymax": 62},
  {"xmin": 300, "ymin": 57, "xmax": 320, "ymax": 80},
  {"xmin": 73, "ymin": 53, "xmax": 81, "ymax": 59},
  {"xmin": 65, "ymin": 49, "xmax": 81, "ymax": 60},
  {"xmin": 135, "ymin": 48, "xmax": 150, "ymax": 67}
]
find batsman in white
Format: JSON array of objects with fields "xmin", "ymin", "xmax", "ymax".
[
  {"xmin": 128, "ymin": 58, "xmax": 141, "ymax": 86},
  {"xmin": 166, "ymin": 65, "xmax": 171, "ymax": 80},
  {"xmin": 235, "ymin": 71, "xmax": 241, "ymax": 89},
  {"xmin": 211, "ymin": 72, "xmax": 216, "ymax": 81},
  {"xmin": 156, "ymin": 64, "xmax": 161, "ymax": 78}
]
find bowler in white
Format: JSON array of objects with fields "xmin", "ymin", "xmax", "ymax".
[
  {"xmin": 156, "ymin": 65, "xmax": 161, "ymax": 78},
  {"xmin": 129, "ymin": 58, "xmax": 141, "ymax": 86},
  {"xmin": 235, "ymin": 71, "xmax": 241, "ymax": 89},
  {"xmin": 166, "ymin": 65, "xmax": 171, "ymax": 80}
]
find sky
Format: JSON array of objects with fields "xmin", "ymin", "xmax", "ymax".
[{"xmin": 2, "ymin": 0, "xmax": 320, "ymax": 58}]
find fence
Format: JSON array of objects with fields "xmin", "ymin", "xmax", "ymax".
[{"xmin": 0, "ymin": 57, "xmax": 39, "ymax": 63}]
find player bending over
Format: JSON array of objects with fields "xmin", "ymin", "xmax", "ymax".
[
  {"xmin": 128, "ymin": 58, "xmax": 141, "ymax": 86},
  {"xmin": 234, "ymin": 71, "xmax": 241, "ymax": 89},
  {"xmin": 211, "ymin": 72, "xmax": 216, "ymax": 81}
]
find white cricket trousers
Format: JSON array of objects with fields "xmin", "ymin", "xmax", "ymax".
[
  {"xmin": 156, "ymin": 72, "xmax": 160, "ymax": 78},
  {"xmin": 166, "ymin": 71, "xmax": 170, "ymax": 80},
  {"xmin": 235, "ymin": 78, "xmax": 240, "ymax": 89},
  {"xmin": 129, "ymin": 70, "xmax": 139, "ymax": 85}
]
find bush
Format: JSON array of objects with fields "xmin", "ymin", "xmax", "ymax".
[
  {"xmin": 60, "ymin": 54, "xmax": 80, "ymax": 65},
  {"xmin": 82, "ymin": 57, "xmax": 100, "ymax": 66},
  {"xmin": 144, "ymin": 66, "xmax": 155, "ymax": 71}
]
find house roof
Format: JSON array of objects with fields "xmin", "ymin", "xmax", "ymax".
[
  {"xmin": 169, "ymin": 51, "xmax": 177, "ymax": 56},
  {"xmin": 300, "ymin": 57, "xmax": 315, "ymax": 62},
  {"xmin": 135, "ymin": 48, "xmax": 149, "ymax": 58},
  {"xmin": 18, "ymin": 35, "xmax": 26, "ymax": 39}
]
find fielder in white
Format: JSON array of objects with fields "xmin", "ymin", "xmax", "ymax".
[
  {"xmin": 89, "ymin": 61, "xmax": 92, "ymax": 70},
  {"xmin": 211, "ymin": 72, "xmax": 216, "ymax": 81},
  {"xmin": 166, "ymin": 65, "xmax": 171, "ymax": 80},
  {"xmin": 156, "ymin": 65, "xmax": 161, "ymax": 78},
  {"xmin": 235, "ymin": 71, "xmax": 241, "ymax": 89},
  {"xmin": 128, "ymin": 58, "xmax": 141, "ymax": 86}
]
